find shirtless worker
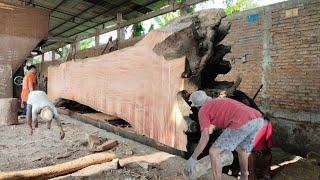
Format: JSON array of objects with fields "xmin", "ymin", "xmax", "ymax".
[
  {"xmin": 27, "ymin": 90, "xmax": 65, "ymax": 140},
  {"xmin": 184, "ymin": 90, "xmax": 271, "ymax": 180}
]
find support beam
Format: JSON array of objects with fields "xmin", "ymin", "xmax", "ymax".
[
  {"xmin": 49, "ymin": 2, "xmax": 102, "ymax": 33},
  {"xmin": 180, "ymin": 0, "xmax": 188, "ymax": 15},
  {"xmin": 52, "ymin": 1, "xmax": 131, "ymax": 37},
  {"xmin": 117, "ymin": 13, "xmax": 125, "ymax": 40},
  {"xmin": 95, "ymin": 28, "xmax": 101, "ymax": 48},
  {"xmin": 43, "ymin": 0, "xmax": 206, "ymax": 52},
  {"xmin": 15, "ymin": 0, "xmax": 101, "ymax": 24},
  {"xmin": 72, "ymin": 0, "xmax": 205, "ymax": 40}
]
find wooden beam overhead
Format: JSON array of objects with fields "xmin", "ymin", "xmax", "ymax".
[
  {"xmin": 49, "ymin": 0, "xmax": 106, "ymax": 33},
  {"xmin": 76, "ymin": 0, "xmax": 205, "ymax": 40},
  {"xmin": 43, "ymin": 0, "xmax": 206, "ymax": 51},
  {"xmin": 52, "ymin": 1, "xmax": 132, "ymax": 37}
]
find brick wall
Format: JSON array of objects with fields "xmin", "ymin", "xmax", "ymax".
[{"xmin": 220, "ymin": 0, "xmax": 320, "ymax": 155}]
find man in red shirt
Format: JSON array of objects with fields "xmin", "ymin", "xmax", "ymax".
[{"xmin": 184, "ymin": 90, "xmax": 271, "ymax": 180}]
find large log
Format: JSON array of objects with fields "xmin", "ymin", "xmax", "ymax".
[
  {"xmin": 0, "ymin": 98, "xmax": 18, "ymax": 126},
  {"xmin": 0, "ymin": 152, "xmax": 115, "ymax": 180},
  {"xmin": 48, "ymin": 9, "xmax": 232, "ymax": 151}
]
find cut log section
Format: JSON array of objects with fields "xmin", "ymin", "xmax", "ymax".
[
  {"xmin": 48, "ymin": 9, "xmax": 233, "ymax": 151},
  {"xmin": 0, "ymin": 152, "xmax": 115, "ymax": 180},
  {"xmin": 0, "ymin": 98, "xmax": 18, "ymax": 126}
]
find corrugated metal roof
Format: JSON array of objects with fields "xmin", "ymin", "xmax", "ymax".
[{"xmin": 6, "ymin": 0, "xmax": 175, "ymax": 50}]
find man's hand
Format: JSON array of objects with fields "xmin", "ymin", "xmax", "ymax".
[
  {"xmin": 60, "ymin": 131, "xmax": 65, "ymax": 140},
  {"xmin": 184, "ymin": 157, "xmax": 197, "ymax": 175}
]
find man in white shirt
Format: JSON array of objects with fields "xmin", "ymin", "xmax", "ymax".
[{"xmin": 27, "ymin": 90, "xmax": 65, "ymax": 139}]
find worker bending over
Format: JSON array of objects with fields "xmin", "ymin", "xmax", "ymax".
[
  {"xmin": 184, "ymin": 90, "xmax": 271, "ymax": 180},
  {"xmin": 27, "ymin": 90, "xmax": 65, "ymax": 140}
]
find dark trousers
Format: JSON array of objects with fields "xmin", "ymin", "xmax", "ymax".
[{"xmin": 22, "ymin": 101, "xmax": 27, "ymax": 115}]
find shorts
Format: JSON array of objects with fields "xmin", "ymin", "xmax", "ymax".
[
  {"xmin": 26, "ymin": 104, "xmax": 33, "ymax": 120},
  {"xmin": 212, "ymin": 117, "xmax": 266, "ymax": 152}
]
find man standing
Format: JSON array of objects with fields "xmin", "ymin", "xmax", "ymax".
[
  {"xmin": 184, "ymin": 91, "xmax": 270, "ymax": 180},
  {"xmin": 21, "ymin": 65, "xmax": 37, "ymax": 115},
  {"xmin": 27, "ymin": 90, "xmax": 65, "ymax": 140}
]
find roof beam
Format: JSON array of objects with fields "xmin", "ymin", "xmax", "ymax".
[
  {"xmin": 52, "ymin": 0, "xmax": 131, "ymax": 37},
  {"xmin": 49, "ymin": 0, "xmax": 106, "ymax": 32},
  {"xmin": 51, "ymin": 0, "xmax": 67, "ymax": 12},
  {"xmin": 49, "ymin": 16, "xmax": 98, "ymax": 30},
  {"xmin": 16, "ymin": 0, "xmax": 101, "ymax": 24},
  {"xmin": 59, "ymin": 0, "xmax": 159, "ymax": 38},
  {"xmin": 43, "ymin": 0, "xmax": 205, "ymax": 51}
]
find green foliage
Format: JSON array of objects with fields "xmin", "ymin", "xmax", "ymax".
[
  {"xmin": 32, "ymin": 55, "xmax": 41, "ymax": 64},
  {"xmin": 186, "ymin": 5, "xmax": 195, "ymax": 13},
  {"xmin": 154, "ymin": 11, "xmax": 180, "ymax": 28},
  {"xmin": 80, "ymin": 37, "xmax": 94, "ymax": 50},
  {"xmin": 224, "ymin": 0, "xmax": 259, "ymax": 15},
  {"xmin": 132, "ymin": 22, "xmax": 145, "ymax": 37}
]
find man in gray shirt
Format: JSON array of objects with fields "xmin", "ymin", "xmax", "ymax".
[{"xmin": 27, "ymin": 90, "xmax": 65, "ymax": 139}]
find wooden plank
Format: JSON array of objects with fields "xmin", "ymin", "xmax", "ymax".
[
  {"xmin": 48, "ymin": 9, "xmax": 228, "ymax": 151},
  {"xmin": 65, "ymin": 109, "xmax": 186, "ymax": 157},
  {"xmin": 81, "ymin": 113, "xmax": 120, "ymax": 122}
]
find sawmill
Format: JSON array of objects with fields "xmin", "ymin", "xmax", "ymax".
[{"xmin": 0, "ymin": 0, "xmax": 319, "ymax": 179}]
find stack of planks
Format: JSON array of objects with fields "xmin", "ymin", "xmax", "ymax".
[{"xmin": 48, "ymin": 9, "xmax": 237, "ymax": 151}]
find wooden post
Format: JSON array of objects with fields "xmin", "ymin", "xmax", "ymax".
[
  {"xmin": 117, "ymin": 13, "xmax": 125, "ymax": 40},
  {"xmin": 180, "ymin": 0, "xmax": 188, "ymax": 15},
  {"xmin": 51, "ymin": 50, "xmax": 55, "ymax": 61},
  {"xmin": 95, "ymin": 29, "xmax": 100, "ymax": 48}
]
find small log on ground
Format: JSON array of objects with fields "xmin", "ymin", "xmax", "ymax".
[
  {"xmin": 88, "ymin": 139, "xmax": 118, "ymax": 152},
  {"xmin": 183, "ymin": 151, "xmax": 233, "ymax": 180},
  {"xmin": 51, "ymin": 159, "xmax": 119, "ymax": 180},
  {"xmin": 0, "ymin": 152, "xmax": 116, "ymax": 180},
  {"xmin": 0, "ymin": 98, "xmax": 18, "ymax": 126}
]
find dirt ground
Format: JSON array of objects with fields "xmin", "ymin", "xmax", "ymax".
[
  {"xmin": 0, "ymin": 115, "xmax": 319, "ymax": 180},
  {"xmin": 0, "ymin": 115, "xmax": 190, "ymax": 179}
]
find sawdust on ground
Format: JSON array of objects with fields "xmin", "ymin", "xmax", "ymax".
[
  {"xmin": 0, "ymin": 115, "xmax": 186, "ymax": 179},
  {"xmin": 0, "ymin": 115, "xmax": 319, "ymax": 179}
]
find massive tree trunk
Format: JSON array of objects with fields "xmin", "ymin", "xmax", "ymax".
[{"xmin": 48, "ymin": 9, "xmax": 235, "ymax": 151}]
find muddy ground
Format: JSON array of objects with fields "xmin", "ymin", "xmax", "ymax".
[{"xmin": 0, "ymin": 115, "xmax": 319, "ymax": 179}]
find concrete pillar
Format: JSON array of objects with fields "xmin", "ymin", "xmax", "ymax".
[
  {"xmin": 261, "ymin": 6, "xmax": 272, "ymax": 108},
  {"xmin": 117, "ymin": 13, "xmax": 125, "ymax": 40}
]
